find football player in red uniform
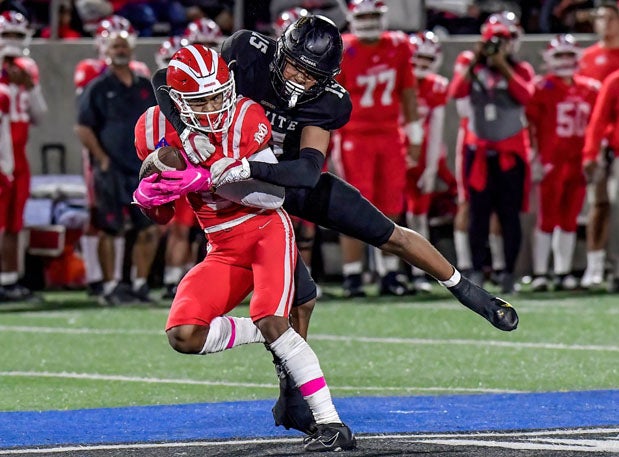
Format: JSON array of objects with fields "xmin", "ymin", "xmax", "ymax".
[
  {"xmin": 334, "ymin": 0, "xmax": 422, "ymax": 297},
  {"xmin": 74, "ymin": 16, "xmax": 150, "ymax": 297},
  {"xmin": 406, "ymin": 30, "xmax": 457, "ymax": 293},
  {"xmin": 527, "ymin": 35, "xmax": 599, "ymax": 291},
  {"xmin": 133, "ymin": 45, "xmax": 356, "ymax": 452},
  {"xmin": 577, "ymin": 2, "xmax": 619, "ymax": 289},
  {"xmin": 0, "ymin": 11, "xmax": 47, "ymax": 300}
]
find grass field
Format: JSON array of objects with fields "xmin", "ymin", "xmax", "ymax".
[{"xmin": 0, "ymin": 284, "xmax": 617, "ymax": 413}]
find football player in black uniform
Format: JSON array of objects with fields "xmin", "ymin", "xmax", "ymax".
[{"xmin": 149, "ymin": 14, "xmax": 518, "ymax": 444}]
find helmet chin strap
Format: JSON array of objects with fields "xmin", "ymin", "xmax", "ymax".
[{"xmin": 285, "ymin": 80, "xmax": 305, "ymax": 108}]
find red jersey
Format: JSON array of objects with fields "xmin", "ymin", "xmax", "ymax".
[
  {"xmin": 417, "ymin": 73, "xmax": 448, "ymax": 126},
  {"xmin": 0, "ymin": 83, "xmax": 13, "ymax": 177},
  {"xmin": 527, "ymin": 74, "xmax": 599, "ymax": 164},
  {"xmin": 73, "ymin": 58, "xmax": 151, "ymax": 93},
  {"xmin": 417, "ymin": 72, "xmax": 448, "ymax": 164},
  {"xmin": 0, "ymin": 57, "xmax": 41, "ymax": 165},
  {"xmin": 134, "ymin": 98, "xmax": 273, "ymax": 232},
  {"xmin": 583, "ymin": 68, "xmax": 619, "ymax": 161},
  {"xmin": 337, "ymin": 31, "xmax": 415, "ymax": 133},
  {"xmin": 577, "ymin": 43, "xmax": 619, "ymax": 83}
]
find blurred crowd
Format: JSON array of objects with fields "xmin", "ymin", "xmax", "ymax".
[
  {"xmin": 3, "ymin": 0, "xmax": 619, "ymax": 305},
  {"xmin": 0, "ymin": 0, "xmax": 607, "ymax": 40}
]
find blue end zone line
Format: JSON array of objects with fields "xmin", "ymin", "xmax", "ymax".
[{"xmin": 0, "ymin": 390, "xmax": 617, "ymax": 449}]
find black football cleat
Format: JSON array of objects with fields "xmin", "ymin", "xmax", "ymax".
[
  {"xmin": 272, "ymin": 361, "xmax": 317, "ymax": 435},
  {"xmin": 448, "ymin": 274, "xmax": 519, "ymax": 331},
  {"xmin": 303, "ymin": 423, "xmax": 356, "ymax": 452}
]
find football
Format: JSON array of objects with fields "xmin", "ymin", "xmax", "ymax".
[
  {"xmin": 138, "ymin": 146, "xmax": 186, "ymax": 225},
  {"xmin": 139, "ymin": 146, "xmax": 187, "ymax": 181}
]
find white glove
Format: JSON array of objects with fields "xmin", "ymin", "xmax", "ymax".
[
  {"xmin": 210, "ymin": 157, "xmax": 251, "ymax": 187},
  {"xmin": 418, "ymin": 167, "xmax": 437, "ymax": 194},
  {"xmin": 180, "ymin": 129, "xmax": 216, "ymax": 165}
]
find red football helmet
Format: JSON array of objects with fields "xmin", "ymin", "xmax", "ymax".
[
  {"xmin": 542, "ymin": 34, "xmax": 581, "ymax": 78},
  {"xmin": 481, "ymin": 11, "xmax": 522, "ymax": 54},
  {"xmin": 155, "ymin": 36, "xmax": 188, "ymax": 69},
  {"xmin": 348, "ymin": 0, "xmax": 387, "ymax": 40},
  {"xmin": 183, "ymin": 18, "xmax": 223, "ymax": 48},
  {"xmin": 95, "ymin": 15, "xmax": 136, "ymax": 56},
  {"xmin": 273, "ymin": 7, "xmax": 308, "ymax": 38},
  {"xmin": 0, "ymin": 11, "xmax": 32, "ymax": 57},
  {"xmin": 167, "ymin": 45, "xmax": 236, "ymax": 135},
  {"xmin": 409, "ymin": 31, "xmax": 442, "ymax": 78}
]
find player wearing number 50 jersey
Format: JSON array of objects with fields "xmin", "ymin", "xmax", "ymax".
[
  {"xmin": 527, "ymin": 34, "xmax": 599, "ymax": 292},
  {"xmin": 150, "ymin": 14, "xmax": 519, "ymax": 437}
]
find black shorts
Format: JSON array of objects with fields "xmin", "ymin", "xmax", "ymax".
[
  {"xmin": 92, "ymin": 165, "xmax": 153, "ymax": 235},
  {"xmin": 284, "ymin": 172, "xmax": 395, "ymax": 247}
]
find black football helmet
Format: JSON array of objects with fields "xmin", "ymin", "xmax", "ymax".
[{"xmin": 271, "ymin": 14, "xmax": 343, "ymax": 107}]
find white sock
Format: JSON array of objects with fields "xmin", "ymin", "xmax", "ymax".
[
  {"xmin": 454, "ymin": 230, "xmax": 472, "ymax": 270},
  {"xmin": 590, "ymin": 250, "xmax": 605, "ymax": 278},
  {"xmin": 372, "ymin": 247, "xmax": 386, "ymax": 277},
  {"xmin": 383, "ymin": 255, "xmax": 400, "ymax": 273},
  {"xmin": 132, "ymin": 277, "xmax": 146, "ymax": 292},
  {"xmin": 103, "ymin": 280, "xmax": 118, "ymax": 296},
  {"xmin": 270, "ymin": 328, "xmax": 340, "ymax": 425},
  {"xmin": 80, "ymin": 235, "xmax": 102, "ymax": 283},
  {"xmin": 164, "ymin": 266, "xmax": 184, "ymax": 286},
  {"xmin": 342, "ymin": 261, "xmax": 363, "ymax": 276},
  {"xmin": 0, "ymin": 271, "xmax": 18, "ymax": 286},
  {"xmin": 114, "ymin": 237, "xmax": 125, "ymax": 282},
  {"xmin": 532, "ymin": 229, "xmax": 552, "ymax": 275},
  {"xmin": 200, "ymin": 316, "xmax": 264, "ymax": 354},
  {"xmin": 489, "ymin": 233, "xmax": 505, "ymax": 271},
  {"xmin": 552, "ymin": 229, "xmax": 576, "ymax": 275}
]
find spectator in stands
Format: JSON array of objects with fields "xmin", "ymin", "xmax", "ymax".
[
  {"xmin": 41, "ymin": 1, "xmax": 83, "ymax": 39},
  {"xmin": 75, "ymin": 21, "xmax": 159, "ymax": 305},
  {"xmin": 111, "ymin": 0, "xmax": 187, "ymax": 36},
  {"xmin": 0, "ymin": 11, "xmax": 47, "ymax": 301},
  {"xmin": 448, "ymin": 13, "xmax": 534, "ymax": 294},
  {"xmin": 539, "ymin": 0, "xmax": 594, "ymax": 33}
]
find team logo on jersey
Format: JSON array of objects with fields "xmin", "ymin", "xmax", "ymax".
[
  {"xmin": 155, "ymin": 137, "xmax": 170, "ymax": 148},
  {"xmin": 254, "ymin": 123, "xmax": 268, "ymax": 144}
]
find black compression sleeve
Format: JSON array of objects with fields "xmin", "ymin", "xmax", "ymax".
[
  {"xmin": 249, "ymin": 147, "xmax": 325, "ymax": 188},
  {"xmin": 151, "ymin": 68, "xmax": 186, "ymax": 135}
]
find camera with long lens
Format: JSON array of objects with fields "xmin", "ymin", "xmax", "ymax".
[{"xmin": 482, "ymin": 36, "xmax": 503, "ymax": 56}]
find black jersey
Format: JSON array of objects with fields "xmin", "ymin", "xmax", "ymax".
[{"xmin": 221, "ymin": 30, "xmax": 352, "ymax": 162}]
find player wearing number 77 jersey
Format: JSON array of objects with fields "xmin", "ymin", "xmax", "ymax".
[
  {"xmin": 526, "ymin": 34, "xmax": 599, "ymax": 292},
  {"xmin": 332, "ymin": 0, "xmax": 422, "ymax": 297}
]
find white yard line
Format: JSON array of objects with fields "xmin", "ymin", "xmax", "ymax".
[
  {"xmin": 0, "ymin": 371, "xmax": 523, "ymax": 393},
  {"xmin": 1, "ymin": 325, "xmax": 617, "ymax": 352},
  {"xmin": 1, "ymin": 428, "xmax": 618, "ymax": 455}
]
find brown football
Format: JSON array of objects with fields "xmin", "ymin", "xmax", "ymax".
[
  {"xmin": 138, "ymin": 146, "xmax": 185, "ymax": 225},
  {"xmin": 139, "ymin": 146, "xmax": 187, "ymax": 181}
]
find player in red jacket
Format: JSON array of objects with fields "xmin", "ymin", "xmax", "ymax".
[
  {"xmin": 334, "ymin": 0, "xmax": 422, "ymax": 297},
  {"xmin": 527, "ymin": 35, "xmax": 599, "ymax": 291},
  {"xmin": 449, "ymin": 13, "xmax": 534, "ymax": 293}
]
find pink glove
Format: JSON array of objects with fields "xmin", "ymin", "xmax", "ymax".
[
  {"xmin": 151, "ymin": 161, "xmax": 212, "ymax": 195},
  {"xmin": 132, "ymin": 175, "xmax": 180, "ymax": 209}
]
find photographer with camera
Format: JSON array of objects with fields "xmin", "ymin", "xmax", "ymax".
[{"xmin": 448, "ymin": 14, "xmax": 535, "ymax": 294}]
